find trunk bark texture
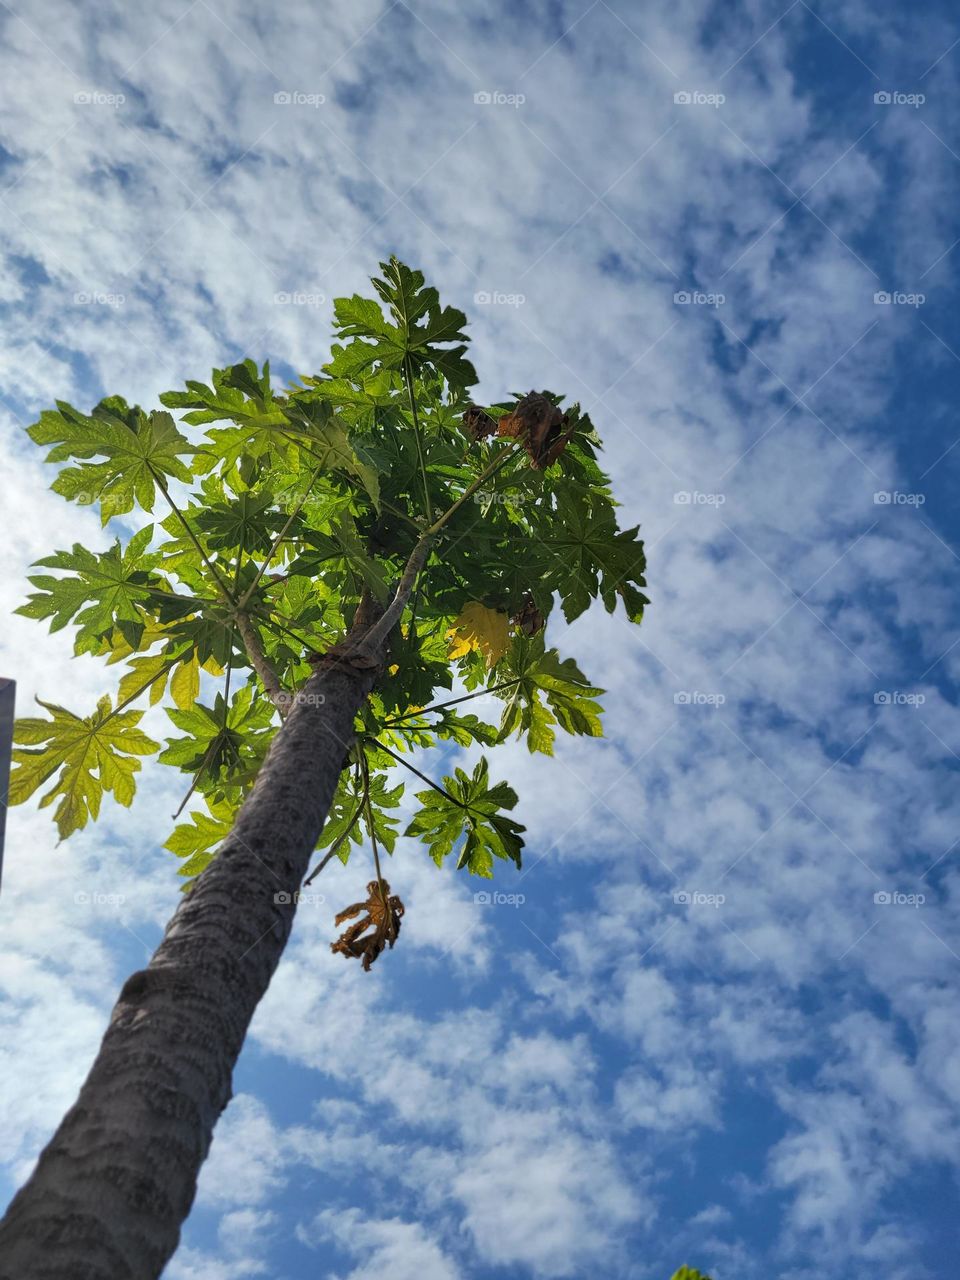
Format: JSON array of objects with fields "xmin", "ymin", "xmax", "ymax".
[{"xmin": 0, "ymin": 648, "xmax": 381, "ymax": 1280}]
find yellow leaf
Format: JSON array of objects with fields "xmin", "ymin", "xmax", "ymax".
[
  {"xmin": 446, "ymin": 602, "xmax": 510, "ymax": 668},
  {"xmin": 170, "ymin": 653, "xmax": 200, "ymax": 709}
]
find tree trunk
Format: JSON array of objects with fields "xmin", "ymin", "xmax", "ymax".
[{"xmin": 0, "ymin": 649, "xmax": 381, "ymax": 1280}]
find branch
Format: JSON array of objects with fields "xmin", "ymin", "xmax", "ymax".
[
  {"xmin": 381, "ymin": 679, "xmax": 521, "ymax": 726},
  {"xmin": 426, "ymin": 439, "xmax": 525, "ymax": 537},
  {"xmin": 303, "ymin": 802, "xmax": 363, "ymax": 884},
  {"xmin": 99, "ymin": 656, "xmax": 180, "ymax": 730},
  {"xmin": 369, "ymin": 737, "xmax": 466, "ymax": 808},
  {"xmin": 354, "ymin": 533, "xmax": 434, "ymax": 656},
  {"xmin": 170, "ymin": 740, "xmax": 216, "ymax": 820},
  {"xmin": 150, "ymin": 468, "xmax": 236, "ymax": 604},
  {"xmin": 361, "ymin": 750, "xmax": 387, "ymax": 895},
  {"xmin": 234, "ymin": 610, "xmax": 292, "ymax": 714},
  {"xmin": 403, "ymin": 353, "xmax": 432, "ymax": 524}
]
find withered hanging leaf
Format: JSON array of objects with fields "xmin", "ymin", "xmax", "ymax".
[
  {"xmin": 497, "ymin": 391, "xmax": 575, "ymax": 469},
  {"xmin": 447, "ymin": 601, "xmax": 510, "ymax": 668},
  {"xmin": 511, "ymin": 594, "xmax": 544, "ymax": 637},
  {"xmin": 461, "ymin": 403, "xmax": 496, "ymax": 441},
  {"xmin": 538, "ymin": 420, "xmax": 577, "ymax": 469},
  {"xmin": 330, "ymin": 878, "xmax": 405, "ymax": 971}
]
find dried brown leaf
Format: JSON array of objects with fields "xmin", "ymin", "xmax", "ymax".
[
  {"xmin": 330, "ymin": 878, "xmax": 405, "ymax": 971},
  {"xmin": 496, "ymin": 391, "xmax": 573, "ymax": 469}
]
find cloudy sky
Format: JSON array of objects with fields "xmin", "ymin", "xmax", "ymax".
[{"xmin": 1, "ymin": 1, "xmax": 959, "ymax": 1277}]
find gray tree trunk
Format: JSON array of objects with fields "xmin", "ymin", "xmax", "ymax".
[{"xmin": 0, "ymin": 649, "xmax": 381, "ymax": 1280}]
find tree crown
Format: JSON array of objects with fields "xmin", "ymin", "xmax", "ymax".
[{"xmin": 12, "ymin": 258, "xmax": 648, "ymax": 891}]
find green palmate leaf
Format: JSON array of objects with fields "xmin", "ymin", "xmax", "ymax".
[
  {"xmin": 161, "ymin": 361, "xmax": 384, "ymax": 507},
  {"xmin": 434, "ymin": 710, "xmax": 500, "ymax": 747},
  {"xmin": 374, "ymin": 622, "xmax": 454, "ymax": 718},
  {"xmin": 16, "ymin": 524, "xmax": 159, "ymax": 653},
  {"xmin": 160, "ymin": 361, "xmax": 298, "ymax": 478},
  {"xmin": 404, "ymin": 756, "xmax": 525, "ymax": 878},
  {"xmin": 375, "ymin": 259, "xmax": 466, "ymax": 351},
  {"xmin": 294, "ymin": 372, "xmax": 400, "ymax": 437},
  {"xmin": 159, "ymin": 360, "xmax": 286, "ymax": 428},
  {"xmin": 543, "ymin": 484, "xmax": 649, "ymax": 623},
  {"xmin": 158, "ymin": 683, "xmax": 274, "ymax": 783},
  {"xmin": 333, "ymin": 256, "xmax": 478, "ymax": 391},
  {"xmin": 496, "ymin": 635, "xmax": 605, "ymax": 755},
  {"xmin": 263, "ymin": 575, "xmax": 337, "ymax": 649},
  {"xmin": 10, "ymin": 696, "xmax": 159, "ymax": 839},
  {"xmin": 162, "ymin": 619, "xmax": 235, "ymax": 672},
  {"xmin": 165, "ymin": 796, "xmax": 237, "ymax": 888},
  {"xmin": 271, "ymin": 470, "xmax": 353, "ymax": 528},
  {"xmin": 193, "ymin": 489, "xmax": 279, "ymax": 554},
  {"xmin": 329, "ymin": 305, "xmax": 404, "ymax": 379},
  {"xmin": 221, "ymin": 359, "xmax": 273, "ymax": 405},
  {"xmin": 374, "ymin": 260, "xmax": 433, "ymax": 326},
  {"xmin": 335, "ymin": 294, "xmax": 400, "ymax": 343},
  {"xmin": 28, "ymin": 398, "xmax": 193, "ymax": 524},
  {"xmin": 670, "ymin": 1270, "xmax": 714, "ymax": 1280},
  {"xmin": 322, "ymin": 343, "xmax": 399, "ymax": 385}
]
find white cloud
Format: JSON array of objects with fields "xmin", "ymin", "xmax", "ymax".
[
  {"xmin": 2, "ymin": 2, "xmax": 959, "ymax": 1278},
  {"xmin": 300, "ymin": 1208, "xmax": 461, "ymax": 1280},
  {"xmin": 196, "ymin": 1095, "xmax": 287, "ymax": 1211}
]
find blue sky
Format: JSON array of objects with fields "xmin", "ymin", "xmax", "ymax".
[{"xmin": 1, "ymin": 1, "xmax": 959, "ymax": 1277}]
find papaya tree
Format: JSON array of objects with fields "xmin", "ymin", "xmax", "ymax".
[{"xmin": 0, "ymin": 259, "xmax": 648, "ymax": 1280}]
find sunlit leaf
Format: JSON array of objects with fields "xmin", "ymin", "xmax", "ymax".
[
  {"xmin": 28, "ymin": 399, "xmax": 193, "ymax": 524},
  {"xmin": 10, "ymin": 696, "xmax": 159, "ymax": 839}
]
